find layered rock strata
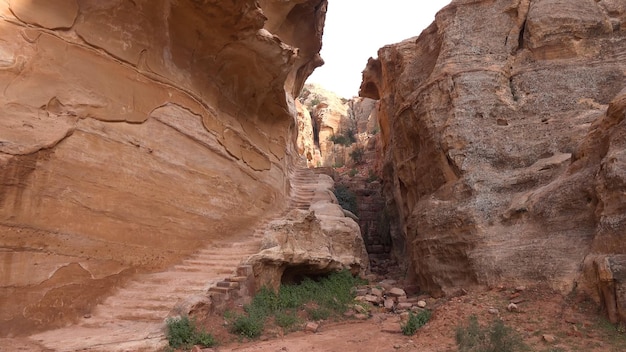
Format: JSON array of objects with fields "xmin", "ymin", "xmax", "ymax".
[
  {"xmin": 361, "ymin": 0, "xmax": 626, "ymax": 303},
  {"xmin": 0, "ymin": 0, "xmax": 326, "ymax": 335}
]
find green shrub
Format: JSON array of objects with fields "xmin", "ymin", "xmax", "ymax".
[
  {"xmin": 366, "ymin": 170, "xmax": 379, "ymax": 183},
  {"xmin": 165, "ymin": 316, "xmax": 216, "ymax": 349},
  {"xmin": 402, "ymin": 310, "xmax": 431, "ymax": 335},
  {"xmin": 195, "ymin": 331, "xmax": 216, "ymax": 347},
  {"xmin": 229, "ymin": 314, "xmax": 264, "ymax": 339},
  {"xmin": 307, "ymin": 307, "xmax": 331, "ymax": 320},
  {"xmin": 227, "ymin": 270, "xmax": 365, "ymax": 338},
  {"xmin": 349, "ymin": 168, "xmax": 358, "ymax": 177},
  {"xmin": 329, "ymin": 134, "xmax": 348, "ymax": 145},
  {"xmin": 329, "ymin": 129, "xmax": 356, "ymax": 146},
  {"xmin": 350, "ymin": 147, "xmax": 364, "ymax": 164},
  {"xmin": 456, "ymin": 315, "xmax": 529, "ymax": 352},
  {"xmin": 332, "ymin": 159, "xmax": 345, "ymax": 168},
  {"xmin": 333, "ymin": 184, "xmax": 358, "ymax": 215},
  {"xmin": 275, "ymin": 311, "xmax": 300, "ymax": 330}
]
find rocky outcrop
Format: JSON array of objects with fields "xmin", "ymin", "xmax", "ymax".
[
  {"xmin": 248, "ymin": 208, "xmax": 369, "ymax": 290},
  {"xmin": 361, "ymin": 0, "xmax": 626, "ymax": 301},
  {"xmin": 0, "ymin": 0, "xmax": 326, "ymax": 335},
  {"xmin": 247, "ymin": 169, "xmax": 369, "ymax": 290}
]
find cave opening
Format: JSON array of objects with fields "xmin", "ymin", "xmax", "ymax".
[{"xmin": 280, "ymin": 264, "xmax": 334, "ymax": 285}]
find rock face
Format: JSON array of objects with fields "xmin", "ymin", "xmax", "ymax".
[
  {"xmin": 247, "ymin": 173, "xmax": 369, "ymax": 290},
  {"xmin": 0, "ymin": 0, "xmax": 326, "ymax": 335},
  {"xmin": 298, "ymin": 84, "xmax": 350, "ymax": 167},
  {"xmin": 297, "ymin": 84, "xmax": 379, "ymax": 167},
  {"xmin": 361, "ymin": 0, "xmax": 626, "ymax": 302}
]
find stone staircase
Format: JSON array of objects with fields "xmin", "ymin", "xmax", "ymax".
[
  {"xmin": 27, "ymin": 234, "xmax": 265, "ymax": 352},
  {"xmin": 27, "ymin": 163, "xmax": 322, "ymax": 352},
  {"xmin": 288, "ymin": 167, "xmax": 318, "ymax": 210}
]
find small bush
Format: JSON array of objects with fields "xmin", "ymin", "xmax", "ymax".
[
  {"xmin": 329, "ymin": 129, "xmax": 356, "ymax": 146},
  {"xmin": 366, "ymin": 170, "xmax": 379, "ymax": 183},
  {"xmin": 275, "ymin": 311, "xmax": 300, "ymax": 330},
  {"xmin": 329, "ymin": 134, "xmax": 348, "ymax": 145},
  {"xmin": 456, "ymin": 315, "xmax": 529, "ymax": 352},
  {"xmin": 350, "ymin": 147, "xmax": 364, "ymax": 164},
  {"xmin": 307, "ymin": 306, "xmax": 331, "ymax": 320},
  {"xmin": 229, "ymin": 314, "xmax": 264, "ymax": 339},
  {"xmin": 165, "ymin": 316, "xmax": 216, "ymax": 349},
  {"xmin": 402, "ymin": 310, "xmax": 431, "ymax": 335},
  {"xmin": 349, "ymin": 168, "xmax": 358, "ymax": 177},
  {"xmin": 333, "ymin": 185, "xmax": 358, "ymax": 215}
]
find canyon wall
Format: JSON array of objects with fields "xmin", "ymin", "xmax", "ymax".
[
  {"xmin": 361, "ymin": 0, "xmax": 626, "ymax": 300},
  {"xmin": 297, "ymin": 83, "xmax": 378, "ymax": 168},
  {"xmin": 0, "ymin": 0, "xmax": 326, "ymax": 335}
]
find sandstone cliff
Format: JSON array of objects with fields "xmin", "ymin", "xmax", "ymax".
[
  {"xmin": 297, "ymin": 83, "xmax": 378, "ymax": 168},
  {"xmin": 0, "ymin": 0, "xmax": 326, "ymax": 335},
  {"xmin": 361, "ymin": 0, "xmax": 626, "ymax": 305},
  {"xmin": 295, "ymin": 85, "xmax": 390, "ymax": 276}
]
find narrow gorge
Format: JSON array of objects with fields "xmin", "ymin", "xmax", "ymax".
[{"xmin": 1, "ymin": 0, "xmax": 626, "ymax": 350}]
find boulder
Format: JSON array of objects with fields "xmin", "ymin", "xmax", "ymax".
[{"xmin": 247, "ymin": 208, "xmax": 369, "ymax": 290}]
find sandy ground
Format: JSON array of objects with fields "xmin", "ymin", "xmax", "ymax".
[
  {"xmin": 205, "ymin": 284, "xmax": 626, "ymax": 352},
  {"xmin": 3, "ymin": 284, "xmax": 626, "ymax": 352}
]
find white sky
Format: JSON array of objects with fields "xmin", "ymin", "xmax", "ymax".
[{"xmin": 306, "ymin": 1, "xmax": 452, "ymax": 98}]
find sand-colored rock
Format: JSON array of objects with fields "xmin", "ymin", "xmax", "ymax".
[
  {"xmin": 360, "ymin": 0, "xmax": 626, "ymax": 299},
  {"xmin": 248, "ymin": 209, "xmax": 368, "ymax": 289},
  {"xmin": 296, "ymin": 101, "xmax": 317, "ymax": 163},
  {"xmin": 0, "ymin": 0, "xmax": 327, "ymax": 335},
  {"xmin": 247, "ymin": 172, "xmax": 368, "ymax": 289},
  {"xmin": 299, "ymin": 84, "xmax": 351, "ymax": 167}
]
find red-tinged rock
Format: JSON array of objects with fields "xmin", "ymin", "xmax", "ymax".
[
  {"xmin": 387, "ymin": 288, "xmax": 406, "ymax": 297},
  {"xmin": 305, "ymin": 321, "xmax": 319, "ymax": 333}
]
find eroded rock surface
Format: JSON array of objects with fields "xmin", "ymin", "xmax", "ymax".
[
  {"xmin": 361, "ymin": 0, "xmax": 626, "ymax": 301},
  {"xmin": 297, "ymin": 84, "xmax": 378, "ymax": 168},
  {"xmin": 247, "ymin": 171, "xmax": 368, "ymax": 290},
  {"xmin": 0, "ymin": 0, "xmax": 326, "ymax": 335}
]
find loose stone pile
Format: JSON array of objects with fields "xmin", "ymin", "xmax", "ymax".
[{"xmin": 349, "ymin": 279, "xmax": 430, "ymax": 319}]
